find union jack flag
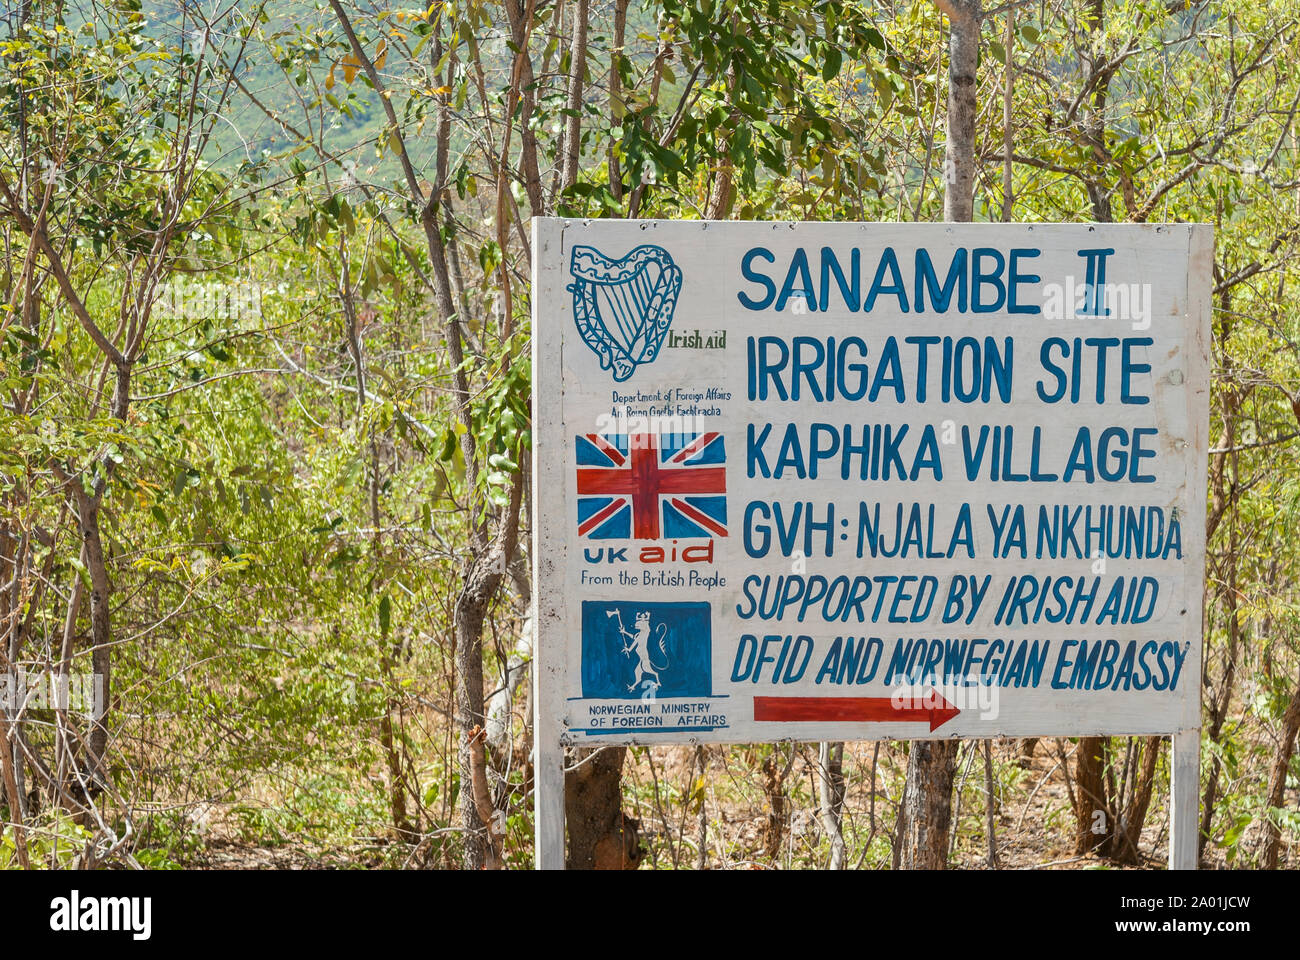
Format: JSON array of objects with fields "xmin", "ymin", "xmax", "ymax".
[{"xmin": 575, "ymin": 432, "xmax": 727, "ymax": 540}]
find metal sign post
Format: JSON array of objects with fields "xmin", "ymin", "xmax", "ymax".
[{"xmin": 532, "ymin": 219, "xmax": 1212, "ymax": 871}]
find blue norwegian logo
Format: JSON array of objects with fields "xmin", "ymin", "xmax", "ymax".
[
  {"xmin": 569, "ymin": 244, "xmax": 682, "ymax": 381},
  {"xmin": 581, "ymin": 600, "xmax": 712, "ymax": 700}
]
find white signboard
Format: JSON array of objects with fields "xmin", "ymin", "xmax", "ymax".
[{"xmin": 531, "ymin": 219, "xmax": 1211, "ymax": 864}]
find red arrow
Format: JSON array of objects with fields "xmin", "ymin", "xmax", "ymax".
[{"xmin": 753, "ymin": 691, "xmax": 961, "ymax": 732}]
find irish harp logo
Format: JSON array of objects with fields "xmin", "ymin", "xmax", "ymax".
[{"xmin": 569, "ymin": 244, "xmax": 682, "ymax": 382}]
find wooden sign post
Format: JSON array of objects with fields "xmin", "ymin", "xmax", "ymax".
[{"xmin": 532, "ymin": 219, "xmax": 1212, "ymax": 870}]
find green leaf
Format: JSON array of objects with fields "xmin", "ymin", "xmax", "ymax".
[
  {"xmin": 822, "ymin": 48, "xmax": 842, "ymax": 82},
  {"xmin": 68, "ymin": 557, "xmax": 91, "ymax": 589},
  {"xmin": 438, "ymin": 429, "xmax": 458, "ymax": 462}
]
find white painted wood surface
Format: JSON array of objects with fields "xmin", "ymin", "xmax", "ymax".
[
  {"xmin": 1170, "ymin": 728, "xmax": 1201, "ymax": 870},
  {"xmin": 530, "ymin": 220, "xmax": 1211, "ymax": 868},
  {"xmin": 532, "ymin": 217, "xmax": 568, "ymax": 870}
]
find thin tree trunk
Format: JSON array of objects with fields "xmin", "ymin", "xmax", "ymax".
[
  {"xmin": 504, "ymin": 0, "xmax": 544, "ymax": 215},
  {"xmin": 1257, "ymin": 385, "xmax": 1300, "ymax": 867},
  {"xmin": 77, "ymin": 481, "xmax": 113, "ymax": 782},
  {"xmin": 0, "ymin": 710, "xmax": 29, "ymax": 867},
  {"xmin": 340, "ymin": 243, "xmax": 413, "ymax": 840},
  {"xmin": 760, "ymin": 746, "xmax": 793, "ymax": 860},
  {"xmin": 703, "ymin": 11, "xmax": 742, "ymax": 220},
  {"xmin": 1259, "ymin": 678, "xmax": 1300, "ymax": 868},
  {"xmin": 1201, "ymin": 354, "xmax": 1243, "ymax": 859},
  {"xmin": 607, "ymin": 0, "xmax": 629, "ymax": 201},
  {"xmin": 1073, "ymin": 736, "xmax": 1110, "ymax": 855},
  {"xmin": 1064, "ymin": 0, "xmax": 1168, "ymax": 864},
  {"xmin": 455, "ymin": 579, "xmax": 504, "ymax": 869},
  {"xmin": 938, "ymin": 0, "xmax": 980, "ymax": 223},
  {"xmin": 559, "ymin": 0, "xmax": 588, "ymax": 194},
  {"xmin": 0, "ymin": 502, "xmax": 29, "ymax": 861},
  {"xmin": 565, "ymin": 746, "xmax": 641, "ymax": 869},
  {"xmin": 694, "ymin": 745, "xmax": 708, "ymax": 869},
  {"xmin": 1081, "ymin": 0, "xmax": 1114, "ymax": 222},
  {"xmin": 1001, "ymin": 8, "xmax": 1014, "ymax": 221},
  {"xmin": 485, "ymin": 596, "xmax": 532, "ymax": 764},
  {"xmin": 896, "ymin": 740, "xmax": 958, "ymax": 869},
  {"xmin": 983, "ymin": 740, "xmax": 999, "ymax": 868},
  {"xmin": 3, "ymin": 529, "xmax": 29, "ymax": 822},
  {"xmin": 898, "ymin": 0, "xmax": 980, "ymax": 871},
  {"xmin": 819, "ymin": 741, "xmax": 846, "ymax": 870},
  {"xmin": 1116, "ymin": 736, "xmax": 1161, "ymax": 863}
]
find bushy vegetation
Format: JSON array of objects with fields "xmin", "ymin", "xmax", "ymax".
[{"xmin": 0, "ymin": 0, "xmax": 1297, "ymax": 869}]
